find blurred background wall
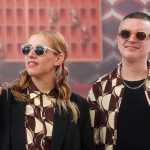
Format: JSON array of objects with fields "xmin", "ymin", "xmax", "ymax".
[{"xmin": 0, "ymin": 0, "xmax": 150, "ymax": 97}]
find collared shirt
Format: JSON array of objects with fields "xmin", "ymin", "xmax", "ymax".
[
  {"xmin": 25, "ymin": 80, "xmax": 58, "ymax": 150},
  {"xmin": 88, "ymin": 61, "xmax": 150, "ymax": 150}
]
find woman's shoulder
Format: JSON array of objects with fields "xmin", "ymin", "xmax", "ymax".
[
  {"xmin": 71, "ymin": 92, "xmax": 86, "ymax": 102},
  {"xmin": 0, "ymin": 88, "xmax": 10, "ymax": 98},
  {"xmin": 0, "ymin": 88, "xmax": 16, "ymax": 102},
  {"xmin": 0, "ymin": 88, "xmax": 12, "ymax": 106},
  {"xmin": 70, "ymin": 92, "xmax": 89, "ymax": 109}
]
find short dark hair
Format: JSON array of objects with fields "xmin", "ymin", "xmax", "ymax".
[{"xmin": 123, "ymin": 12, "xmax": 150, "ymax": 22}]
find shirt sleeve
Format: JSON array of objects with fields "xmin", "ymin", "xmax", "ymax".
[{"xmin": 87, "ymin": 82, "xmax": 102, "ymax": 149}]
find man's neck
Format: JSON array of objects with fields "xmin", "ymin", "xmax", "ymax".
[{"xmin": 121, "ymin": 60, "xmax": 148, "ymax": 81}]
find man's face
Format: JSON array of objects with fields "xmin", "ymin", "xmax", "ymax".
[{"xmin": 117, "ymin": 18, "xmax": 150, "ymax": 62}]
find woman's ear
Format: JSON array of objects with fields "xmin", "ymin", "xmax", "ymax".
[{"xmin": 55, "ymin": 53, "xmax": 65, "ymax": 66}]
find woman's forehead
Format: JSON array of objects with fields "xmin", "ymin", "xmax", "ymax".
[{"xmin": 27, "ymin": 34, "xmax": 51, "ymax": 45}]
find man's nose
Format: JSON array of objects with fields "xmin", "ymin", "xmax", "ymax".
[{"xmin": 128, "ymin": 34, "xmax": 137, "ymax": 42}]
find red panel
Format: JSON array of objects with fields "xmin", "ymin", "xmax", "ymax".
[
  {"xmin": 28, "ymin": 0, "xmax": 37, "ymax": 8},
  {"xmin": 91, "ymin": 9, "xmax": 100, "ymax": 25},
  {"xmin": 80, "ymin": 0, "xmax": 90, "ymax": 8},
  {"xmin": 0, "ymin": 26, "xmax": 4, "ymax": 42},
  {"xmin": 16, "ymin": 0, "xmax": 25, "ymax": 8},
  {"xmin": 1, "ymin": 0, "xmax": 102, "ymax": 61},
  {"xmin": 80, "ymin": 9, "xmax": 90, "ymax": 25},
  {"xmin": 16, "ymin": 26, "xmax": 26, "ymax": 42},
  {"xmin": 38, "ymin": 0, "xmax": 48, "ymax": 8},
  {"xmin": 69, "ymin": 0, "xmax": 79, "ymax": 8},
  {"xmin": 91, "ymin": 43, "xmax": 101, "ymax": 59},
  {"xmin": 59, "ymin": 9, "xmax": 70, "ymax": 25},
  {"xmin": 28, "ymin": 9, "xmax": 38, "ymax": 26},
  {"xmin": 5, "ymin": 0, "xmax": 15, "ymax": 8},
  {"xmin": 91, "ymin": 25, "xmax": 100, "ymax": 42},
  {"xmin": 90, "ymin": 0, "xmax": 99, "ymax": 8},
  {"xmin": 59, "ymin": 0, "xmax": 69, "ymax": 8},
  {"xmin": 0, "ymin": 0, "xmax": 4, "ymax": 7},
  {"xmin": 50, "ymin": 25, "xmax": 59, "ymax": 31},
  {"xmin": 29, "ymin": 26, "xmax": 36, "ymax": 35},
  {"xmin": 71, "ymin": 26, "xmax": 82, "ymax": 42},
  {"xmin": 6, "ymin": 43, "xmax": 16, "ymax": 60},
  {"xmin": 6, "ymin": 9, "xmax": 15, "ymax": 26},
  {"xmin": 60, "ymin": 26, "xmax": 70, "ymax": 40},
  {"xmin": 0, "ymin": 9, "xmax": 4, "ymax": 25},
  {"xmin": 6, "ymin": 26, "xmax": 15, "ymax": 43},
  {"xmin": 69, "ymin": 43, "xmax": 81, "ymax": 60},
  {"xmin": 39, "ymin": 9, "xmax": 48, "ymax": 26},
  {"xmin": 16, "ymin": 43, "xmax": 24, "ymax": 60},
  {"xmin": 49, "ymin": 0, "xmax": 58, "ymax": 7},
  {"xmin": 80, "ymin": 43, "xmax": 90, "ymax": 59},
  {"xmin": 16, "ymin": 9, "xmax": 25, "ymax": 26}
]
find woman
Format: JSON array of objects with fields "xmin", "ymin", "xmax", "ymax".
[{"xmin": 0, "ymin": 31, "xmax": 93, "ymax": 150}]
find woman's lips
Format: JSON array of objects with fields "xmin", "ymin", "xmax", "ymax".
[{"xmin": 28, "ymin": 61, "xmax": 38, "ymax": 67}]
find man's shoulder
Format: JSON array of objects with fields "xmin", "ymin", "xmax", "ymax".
[
  {"xmin": 96, "ymin": 73, "xmax": 110, "ymax": 82},
  {"xmin": 95, "ymin": 64, "xmax": 119, "ymax": 84}
]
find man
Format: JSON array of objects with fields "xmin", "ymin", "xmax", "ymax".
[{"xmin": 88, "ymin": 12, "xmax": 150, "ymax": 150}]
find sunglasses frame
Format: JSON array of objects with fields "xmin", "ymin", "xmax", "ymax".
[
  {"xmin": 117, "ymin": 29, "xmax": 150, "ymax": 42},
  {"xmin": 21, "ymin": 44, "xmax": 57, "ymax": 56}
]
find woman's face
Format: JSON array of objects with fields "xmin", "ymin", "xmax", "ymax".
[{"xmin": 24, "ymin": 34, "xmax": 63, "ymax": 79}]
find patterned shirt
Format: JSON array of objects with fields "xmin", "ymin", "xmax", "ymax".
[
  {"xmin": 25, "ymin": 81, "xmax": 57, "ymax": 150},
  {"xmin": 87, "ymin": 62, "xmax": 150, "ymax": 150}
]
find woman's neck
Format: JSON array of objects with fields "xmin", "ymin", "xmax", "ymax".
[{"xmin": 31, "ymin": 76, "xmax": 54, "ymax": 93}]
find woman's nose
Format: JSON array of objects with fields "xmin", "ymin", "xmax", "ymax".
[{"xmin": 27, "ymin": 47, "xmax": 36, "ymax": 57}]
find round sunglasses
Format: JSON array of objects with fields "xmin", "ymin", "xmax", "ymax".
[
  {"xmin": 21, "ymin": 44, "xmax": 56, "ymax": 56},
  {"xmin": 118, "ymin": 30, "xmax": 150, "ymax": 41}
]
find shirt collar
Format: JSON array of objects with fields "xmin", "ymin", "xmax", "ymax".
[
  {"xmin": 28, "ymin": 79, "xmax": 59, "ymax": 100},
  {"xmin": 117, "ymin": 60, "xmax": 150, "ymax": 78},
  {"xmin": 116, "ymin": 60, "xmax": 150, "ymax": 82}
]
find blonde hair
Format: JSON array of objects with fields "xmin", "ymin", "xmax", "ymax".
[{"xmin": 11, "ymin": 31, "xmax": 79, "ymax": 122}]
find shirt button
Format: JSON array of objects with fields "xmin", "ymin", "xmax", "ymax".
[{"xmin": 112, "ymin": 135, "xmax": 116, "ymax": 145}]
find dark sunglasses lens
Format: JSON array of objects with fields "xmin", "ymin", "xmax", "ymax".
[
  {"xmin": 120, "ymin": 30, "xmax": 130, "ymax": 39},
  {"xmin": 136, "ymin": 32, "xmax": 146, "ymax": 41},
  {"xmin": 22, "ymin": 45, "xmax": 30, "ymax": 55},
  {"xmin": 35, "ymin": 46, "xmax": 45, "ymax": 55}
]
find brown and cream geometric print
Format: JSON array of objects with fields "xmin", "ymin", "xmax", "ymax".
[
  {"xmin": 25, "ymin": 89, "xmax": 56, "ymax": 150},
  {"xmin": 88, "ymin": 62, "xmax": 150, "ymax": 150}
]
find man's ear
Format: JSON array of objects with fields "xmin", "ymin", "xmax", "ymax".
[{"xmin": 55, "ymin": 53, "xmax": 65, "ymax": 66}]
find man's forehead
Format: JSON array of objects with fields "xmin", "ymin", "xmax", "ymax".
[{"xmin": 119, "ymin": 18, "xmax": 150, "ymax": 30}]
